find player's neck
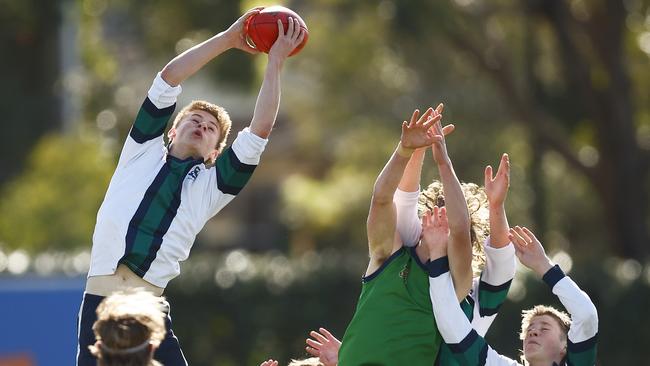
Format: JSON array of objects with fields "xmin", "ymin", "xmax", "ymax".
[{"xmin": 168, "ymin": 142, "xmax": 203, "ymax": 161}]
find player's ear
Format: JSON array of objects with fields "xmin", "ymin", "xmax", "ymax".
[
  {"xmin": 167, "ymin": 127, "xmax": 177, "ymax": 140},
  {"xmin": 207, "ymin": 148, "xmax": 219, "ymax": 163}
]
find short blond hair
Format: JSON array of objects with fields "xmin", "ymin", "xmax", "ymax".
[
  {"xmin": 287, "ymin": 358, "xmax": 324, "ymax": 366},
  {"xmin": 418, "ymin": 181, "xmax": 489, "ymax": 277},
  {"xmin": 520, "ymin": 305, "xmax": 571, "ymax": 341},
  {"xmin": 171, "ymin": 100, "xmax": 232, "ymax": 154},
  {"xmin": 90, "ymin": 289, "xmax": 167, "ymax": 366}
]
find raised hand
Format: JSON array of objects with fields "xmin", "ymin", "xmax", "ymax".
[
  {"xmin": 400, "ymin": 107, "xmax": 441, "ymax": 151},
  {"xmin": 260, "ymin": 359, "xmax": 278, "ymax": 366},
  {"xmin": 430, "ymin": 104, "xmax": 455, "ymax": 166},
  {"xmin": 226, "ymin": 7, "xmax": 264, "ymax": 54},
  {"xmin": 484, "ymin": 153, "xmax": 510, "ymax": 207},
  {"xmin": 305, "ymin": 327, "xmax": 341, "ymax": 366},
  {"xmin": 269, "ymin": 17, "xmax": 306, "ymax": 62},
  {"xmin": 509, "ymin": 226, "xmax": 553, "ymax": 276},
  {"xmin": 421, "ymin": 206, "xmax": 450, "ymax": 260}
]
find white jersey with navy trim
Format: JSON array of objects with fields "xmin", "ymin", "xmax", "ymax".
[{"xmin": 88, "ymin": 73, "xmax": 268, "ymax": 288}]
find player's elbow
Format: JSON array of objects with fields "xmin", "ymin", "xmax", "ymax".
[
  {"xmin": 160, "ymin": 65, "xmax": 181, "ymax": 87},
  {"xmin": 371, "ymin": 184, "xmax": 394, "ymax": 205}
]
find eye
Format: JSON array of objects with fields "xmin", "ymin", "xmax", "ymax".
[{"xmin": 208, "ymin": 127, "xmax": 214, "ymax": 132}]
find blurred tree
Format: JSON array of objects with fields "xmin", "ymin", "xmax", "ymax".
[
  {"xmin": 0, "ymin": 133, "xmax": 113, "ymax": 252},
  {"xmin": 0, "ymin": 0, "xmax": 62, "ymax": 184},
  {"xmin": 391, "ymin": 0, "xmax": 650, "ymax": 258}
]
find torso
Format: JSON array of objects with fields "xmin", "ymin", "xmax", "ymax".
[{"xmin": 85, "ymin": 264, "xmax": 164, "ymax": 296}]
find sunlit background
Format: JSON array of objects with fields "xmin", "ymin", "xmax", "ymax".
[{"xmin": 1, "ymin": 0, "xmax": 649, "ymax": 365}]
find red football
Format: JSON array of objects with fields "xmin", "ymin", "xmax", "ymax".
[{"xmin": 245, "ymin": 6, "xmax": 309, "ymax": 56}]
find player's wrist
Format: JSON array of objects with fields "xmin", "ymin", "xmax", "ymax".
[
  {"xmin": 533, "ymin": 258, "xmax": 554, "ymax": 277},
  {"xmin": 397, "ymin": 143, "xmax": 415, "ymax": 158}
]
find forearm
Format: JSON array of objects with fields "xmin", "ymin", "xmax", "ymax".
[
  {"xmin": 373, "ymin": 147, "xmax": 412, "ymax": 204},
  {"xmin": 161, "ymin": 31, "xmax": 234, "ymax": 86},
  {"xmin": 249, "ymin": 58, "xmax": 283, "ymax": 139},
  {"xmin": 398, "ymin": 147, "xmax": 425, "ymax": 192},
  {"xmin": 438, "ymin": 161, "xmax": 473, "ymax": 297},
  {"xmin": 488, "ymin": 204, "xmax": 509, "ymax": 248}
]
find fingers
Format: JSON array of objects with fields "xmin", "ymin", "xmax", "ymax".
[
  {"xmin": 287, "ymin": 16, "xmax": 295, "ymax": 37},
  {"xmin": 306, "ymin": 345, "xmax": 320, "ymax": 357},
  {"xmin": 521, "ymin": 227, "xmax": 539, "ymax": 244},
  {"xmin": 306, "ymin": 338, "xmax": 323, "ymax": 349},
  {"xmin": 422, "ymin": 114, "xmax": 441, "ymax": 130},
  {"xmin": 417, "ymin": 107, "xmax": 435, "ymax": 126},
  {"xmin": 276, "ymin": 19, "xmax": 285, "ymax": 36},
  {"xmin": 439, "ymin": 206, "xmax": 447, "ymax": 222},
  {"xmin": 260, "ymin": 360, "xmax": 278, "ymax": 366},
  {"xmin": 484, "ymin": 165, "xmax": 494, "ymax": 186},
  {"xmin": 310, "ymin": 330, "xmax": 328, "ymax": 344},
  {"xmin": 441, "ymin": 124, "xmax": 455, "ymax": 136},
  {"xmin": 435, "ymin": 103, "xmax": 444, "ymax": 114},
  {"xmin": 497, "ymin": 153, "xmax": 510, "ymax": 179},
  {"xmin": 295, "ymin": 27, "xmax": 306, "ymax": 45},
  {"xmin": 319, "ymin": 327, "xmax": 338, "ymax": 342},
  {"xmin": 509, "ymin": 227, "xmax": 526, "ymax": 246},
  {"xmin": 410, "ymin": 109, "xmax": 420, "ymax": 127}
]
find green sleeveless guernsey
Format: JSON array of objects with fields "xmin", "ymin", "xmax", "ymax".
[{"xmin": 338, "ymin": 247, "xmax": 443, "ymax": 366}]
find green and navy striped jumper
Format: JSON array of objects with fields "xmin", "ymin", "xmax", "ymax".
[
  {"xmin": 429, "ymin": 258, "xmax": 598, "ymax": 366},
  {"xmin": 88, "ymin": 73, "xmax": 267, "ymax": 288}
]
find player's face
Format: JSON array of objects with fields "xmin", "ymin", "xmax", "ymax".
[
  {"xmin": 171, "ymin": 110, "xmax": 220, "ymax": 160},
  {"xmin": 522, "ymin": 315, "xmax": 567, "ymax": 363}
]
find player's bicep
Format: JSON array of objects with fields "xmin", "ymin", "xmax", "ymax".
[{"xmin": 367, "ymin": 199, "xmax": 397, "ymax": 261}]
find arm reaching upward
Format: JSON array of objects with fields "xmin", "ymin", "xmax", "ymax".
[
  {"xmin": 160, "ymin": 7, "xmax": 263, "ymax": 86},
  {"xmin": 485, "ymin": 153, "xmax": 511, "ymax": 248},
  {"xmin": 431, "ymin": 119, "xmax": 473, "ymax": 300},
  {"xmin": 366, "ymin": 109, "xmax": 439, "ymax": 274},
  {"xmin": 249, "ymin": 17, "xmax": 305, "ymax": 138}
]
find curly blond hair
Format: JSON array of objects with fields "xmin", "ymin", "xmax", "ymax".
[
  {"xmin": 89, "ymin": 289, "xmax": 167, "ymax": 366},
  {"xmin": 418, "ymin": 180, "xmax": 489, "ymax": 276},
  {"xmin": 171, "ymin": 100, "xmax": 232, "ymax": 155}
]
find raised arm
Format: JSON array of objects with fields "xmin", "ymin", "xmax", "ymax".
[
  {"xmin": 394, "ymin": 104, "xmax": 452, "ymax": 247},
  {"xmin": 510, "ymin": 227, "xmax": 598, "ymax": 366},
  {"xmin": 421, "ymin": 205, "xmax": 519, "ymax": 366},
  {"xmin": 249, "ymin": 18, "xmax": 305, "ymax": 139},
  {"xmin": 485, "ymin": 153, "xmax": 511, "ymax": 248},
  {"xmin": 431, "ymin": 120, "xmax": 473, "ymax": 300},
  {"xmin": 160, "ymin": 8, "xmax": 262, "ymax": 86},
  {"xmin": 366, "ymin": 109, "xmax": 439, "ymax": 273}
]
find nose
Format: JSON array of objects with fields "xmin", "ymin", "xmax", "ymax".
[{"xmin": 528, "ymin": 328, "xmax": 538, "ymax": 337}]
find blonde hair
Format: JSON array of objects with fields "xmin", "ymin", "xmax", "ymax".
[
  {"xmin": 171, "ymin": 100, "xmax": 232, "ymax": 154},
  {"xmin": 287, "ymin": 358, "xmax": 324, "ymax": 366},
  {"xmin": 520, "ymin": 305, "xmax": 571, "ymax": 341},
  {"xmin": 418, "ymin": 181, "xmax": 489, "ymax": 276},
  {"xmin": 89, "ymin": 289, "xmax": 167, "ymax": 366}
]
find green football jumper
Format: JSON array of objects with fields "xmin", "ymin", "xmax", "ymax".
[{"xmin": 338, "ymin": 247, "xmax": 443, "ymax": 366}]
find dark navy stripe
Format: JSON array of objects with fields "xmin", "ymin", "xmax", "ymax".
[
  {"xmin": 478, "ymin": 342, "xmax": 488, "ymax": 366},
  {"xmin": 448, "ymin": 329, "xmax": 479, "ymax": 353},
  {"xmin": 130, "ymin": 125, "xmax": 167, "ymax": 143},
  {"xmin": 568, "ymin": 333, "xmax": 598, "ymax": 353},
  {"xmin": 142, "ymin": 97, "xmax": 176, "ymax": 118},
  {"xmin": 478, "ymin": 278, "xmax": 512, "ymax": 293},
  {"xmin": 426, "ymin": 256, "xmax": 450, "ymax": 278},
  {"xmin": 542, "ymin": 264, "xmax": 566, "ymax": 288},
  {"xmin": 216, "ymin": 167, "xmax": 245, "ymax": 195},
  {"xmin": 138, "ymin": 174, "xmax": 185, "ymax": 273},
  {"xmin": 478, "ymin": 307, "xmax": 499, "ymax": 317},
  {"xmin": 227, "ymin": 147, "xmax": 256, "ymax": 173},
  {"xmin": 123, "ymin": 164, "xmax": 172, "ymax": 262},
  {"xmin": 362, "ymin": 247, "xmax": 405, "ymax": 283}
]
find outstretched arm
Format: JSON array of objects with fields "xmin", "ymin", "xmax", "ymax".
[
  {"xmin": 510, "ymin": 227, "xmax": 598, "ymax": 365},
  {"xmin": 249, "ymin": 18, "xmax": 306, "ymax": 138},
  {"xmin": 431, "ymin": 119, "xmax": 473, "ymax": 300},
  {"xmin": 366, "ymin": 109, "xmax": 439, "ymax": 273},
  {"xmin": 485, "ymin": 153, "xmax": 511, "ymax": 248},
  {"xmin": 422, "ymin": 209, "xmax": 520, "ymax": 365},
  {"xmin": 160, "ymin": 8, "xmax": 262, "ymax": 86},
  {"xmin": 394, "ymin": 104, "xmax": 453, "ymax": 247}
]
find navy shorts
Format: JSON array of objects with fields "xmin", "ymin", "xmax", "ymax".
[{"xmin": 76, "ymin": 292, "xmax": 188, "ymax": 366}]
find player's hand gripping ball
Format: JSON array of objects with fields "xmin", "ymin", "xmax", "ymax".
[{"xmin": 245, "ymin": 5, "xmax": 309, "ymax": 56}]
